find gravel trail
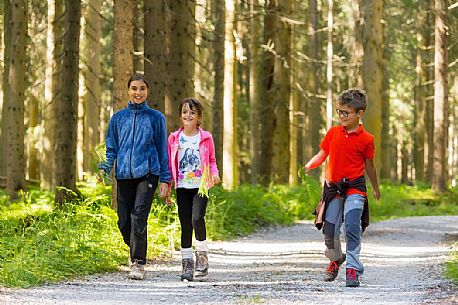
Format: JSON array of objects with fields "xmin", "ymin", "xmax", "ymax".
[{"xmin": 1, "ymin": 216, "xmax": 457, "ymax": 305}]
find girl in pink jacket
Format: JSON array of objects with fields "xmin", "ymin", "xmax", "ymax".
[{"xmin": 167, "ymin": 98, "xmax": 220, "ymax": 282}]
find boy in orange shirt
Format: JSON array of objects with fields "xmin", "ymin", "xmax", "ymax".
[{"xmin": 305, "ymin": 89, "xmax": 381, "ymax": 287}]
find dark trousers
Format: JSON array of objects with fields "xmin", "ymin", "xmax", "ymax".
[
  {"xmin": 117, "ymin": 174, "xmax": 158, "ymax": 265},
  {"xmin": 176, "ymin": 188, "xmax": 208, "ymax": 249}
]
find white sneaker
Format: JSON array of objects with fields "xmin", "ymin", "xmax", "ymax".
[{"xmin": 128, "ymin": 261, "xmax": 145, "ymax": 280}]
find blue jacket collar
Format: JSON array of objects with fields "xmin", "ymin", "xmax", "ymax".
[{"xmin": 128, "ymin": 101, "xmax": 148, "ymax": 111}]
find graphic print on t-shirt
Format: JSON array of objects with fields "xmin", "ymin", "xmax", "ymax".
[{"xmin": 177, "ymin": 132, "xmax": 202, "ymax": 188}]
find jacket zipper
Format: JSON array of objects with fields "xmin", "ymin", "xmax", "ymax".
[{"xmin": 129, "ymin": 111, "xmax": 137, "ymax": 178}]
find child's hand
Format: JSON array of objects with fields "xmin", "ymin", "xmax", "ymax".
[
  {"xmin": 212, "ymin": 175, "xmax": 221, "ymax": 185},
  {"xmin": 208, "ymin": 175, "xmax": 220, "ymax": 188},
  {"xmin": 372, "ymin": 189, "xmax": 381, "ymax": 200},
  {"xmin": 97, "ymin": 169, "xmax": 106, "ymax": 183},
  {"xmin": 158, "ymin": 182, "xmax": 169, "ymax": 198}
]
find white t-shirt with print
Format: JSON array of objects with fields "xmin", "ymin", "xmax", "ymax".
[{"xmin": 177, "ymin": 131, "xmax": 202, "ymax": 189}]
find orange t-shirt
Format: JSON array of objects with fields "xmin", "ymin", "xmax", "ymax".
[{"xmin": 320, "ymin": 125, "xmax": 375, "ymax": 196}]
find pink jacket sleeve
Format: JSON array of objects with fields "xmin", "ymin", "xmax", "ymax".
[
  {"xmin": 167, "ymin": 134, "xmax": 174, "ymax": 193},
  {"xmin": 208, "ymin": 135, "xmax": 219, "ymax": 177}
]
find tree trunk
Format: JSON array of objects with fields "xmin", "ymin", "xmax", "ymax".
[
  {"xmin": 401, "ymin": 140, "xmax": 409, "ymax": 184},
  {"xmin": 425, "ymin": 2, "xmax": 434, "ymax": 183},
  {"xmin": 290, "ymin": 26, "xmax": 298, "ymax": 185},
  {"xmin": 1, "ymin": 0, "xmax": 12, "ymax": 178},
  {"xmin": 258, "ymin": 1, "xmax": 276, "ymax": 185},
  {"xmin": 113, "ymin": 0, "xmax": 134, "ymax": 112},
  {"xmin": 380, "ymin": 47, "xmax": 391, "ymax": 180},
  {"xmin": 306, "ymin": 0, "xmax": 322, "ymax": 179},
  {"xmin": 55, "ymin": 0, "xmax": 81, "ymax": 204},
  {"xmin": 361, "ymin": 0, "xmax": 383, "ymax": 168},
  {"xmin": 432, "ymin": 0, "xmax": 448, "ymax": 193},
  {"xmin": 348, "ymin": 0, "xmax": 364, "ymax": 89},
  {"xmin": 42, "ymin": 0, "xmax": 63, "ymax": 190},
  {"xmin": 271, "ymin": 0, "xmax": 292, "ymax": 184},
  {"xmin": 27, "ymin": 95, "xmax": 39, "ymax": 180},
  {"xmin": 222, "ymin": 0, "xmax": 238, "ymax": 189},
  {"xmin": 249, "ymin": 0, "xmax": 261, "ymax": 184},
  {"xmin": 83, "ymin": 0, "xmax": 102, "ymax": 174},
  {"xmin": 451, "ymin": 76, "xmax": 457, "ymax": 186},
  {"xmin": 133, "ymin": 0, "xmax": 143, "ymax": 73},
  {"xmin": 212, "ymin": 0, "xmax": 225, "ymax": 179},
  {"xmin": 144, "ymin": 0, "xmax": 167, "ymax": 112},
  {"xmin": 413, "ymin": 6, "xmax": 428, "ymax": 182},
  {"xmin": 325, "ymin": 0, "xmax": 333, "ymax": 130},
  {"xmin": 169, "ymin": 0, "xmax": 195, "ymax": 132},
  {"xmin": 6, "ymin": 0, "xmax": 27, "ymax": 198}
]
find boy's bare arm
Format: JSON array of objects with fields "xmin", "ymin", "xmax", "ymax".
[
  {"xmin": 305, "ymin": 149, "xmax": 328, "ymax": 172},
  {"xmin": 365, "ymin": 159, "xmax": 381, "ymax": 200}
]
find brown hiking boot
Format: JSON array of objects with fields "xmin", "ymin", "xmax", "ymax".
[
  {"xmin": 324, "ymin": 253, "xmax": 346, "ymax": 282},
  {"xmin": 181, "ymin": 258, "xmax": 194, "ymax": 282},
  {"xmin": 195, "ymin": 251, "xmax": 208, "ymax": 277}
]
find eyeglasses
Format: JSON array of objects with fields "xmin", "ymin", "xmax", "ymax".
[{"xmin": 336, "ymin": 109, "xmax": 357, "ymax": 117}]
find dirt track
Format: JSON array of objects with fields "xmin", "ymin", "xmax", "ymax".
[{"xmin": 1, "ymin": 216, "xmax": 457, "ymax": 305}]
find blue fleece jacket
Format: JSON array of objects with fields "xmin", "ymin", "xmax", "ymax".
[{"xmin": 100, "ymin": 101, "xmax": 171, "ymax": 183}]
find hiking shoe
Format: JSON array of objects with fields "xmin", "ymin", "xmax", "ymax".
[
  {"xmin": 181, "ymin": 258, "xmax": 194, "ymax": 282},
  {"xmin": 346, "ymin": 268, "xmax": 360, "ymax": 287},
  {"xmin": 128, "ymin": 261, "xmax": 145, "ymax": 280},
  {"xmin": 195, "ymin": 251, "xmax": 208, "ymax": 277},
  {"xmin": 324, "ymin": 253, "xmax": 346, "ymax": 282}
]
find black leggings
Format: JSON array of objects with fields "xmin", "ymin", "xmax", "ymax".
[
  {"xmin": 176, "ymin": 188, "xmax": 208, "ymax": 249},
  {"xmin": 117, "ymin": 174, "xmax": 158, "ymax": 264}
]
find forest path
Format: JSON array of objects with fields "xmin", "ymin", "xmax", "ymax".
[{"xmin": 1, "ymin": 216, "xmax": 457, "ymax": 305}]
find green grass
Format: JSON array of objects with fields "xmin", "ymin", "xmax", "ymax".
[
  {"xmin": 446, "ymin": 248, "xmax": 458, "ymax": 284},
  {"xmin": 1, "ymin": 178, "xmax": 457, "ymax": 287},
  {"xmin": 369, "ymin": 181, "xmax": 458, "ymax": 220}
]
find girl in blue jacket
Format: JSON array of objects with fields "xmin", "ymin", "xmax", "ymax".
[{"xmin": 99, "ymin": 74, "xmax": 171, "ymax": 280}]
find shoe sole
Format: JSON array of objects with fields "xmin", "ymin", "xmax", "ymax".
[
  {"xmin": 346, "ymin": 281, "xmax": 360, "ymax": 287},
  {"xmin": 128, "ymin": 275, "xmax": 144, "ymax": 280},
  {"xmin": 324, "ymin": 276, "xmax": 337, "ymax": 282},
  {"xmin": 195, "ymin": 270, "xmax": 208, "ymax": 278},
  {"xmin": 181, "ymin": 277, "xmax": 194, "ymax": 282}
]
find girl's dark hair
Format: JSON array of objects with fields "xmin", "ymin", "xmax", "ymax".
[
  {"xmin": 337, "ymin": 89, "xmax": 367, "ymax": 111},
  {"xmin": 179, "ymin": 98, "xmax": 204, "ymax": 126},
  {"xmin": 127, "ymin": 73, "xmax": 149, "ymax": 88}
]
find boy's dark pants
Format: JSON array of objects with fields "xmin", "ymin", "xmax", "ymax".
[
  {"xmin": 117, "ymin": 175, "xmax": 158, "ymax": 265},
  {"xmin": 176, "ymin": 188, "xmax": 208, "ymax": 249}
]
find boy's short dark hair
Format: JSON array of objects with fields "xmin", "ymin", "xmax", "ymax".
[
  {"xmin": 337, "ymin": 89, "xmax": 367, "ymax": 111},
  {"xmin": 179, "ymin": 98, "xmax": 204, "ymax": 126}
]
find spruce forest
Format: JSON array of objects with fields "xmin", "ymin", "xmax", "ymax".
[{"xmin": 0, "ymin": 0, "xmax": 456, "ymax": 200}]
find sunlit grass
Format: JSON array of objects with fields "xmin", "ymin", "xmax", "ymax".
[
  {"xmin": 1, "ymin": 178, "xmax": 457, "ymax": 287},
  {"xmin": 369, "ymin": 181, "xmax": 458, "ymax": 220}
]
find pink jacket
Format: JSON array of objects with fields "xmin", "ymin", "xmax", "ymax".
[{"xmin": 167, "ymin": 127, "xmax": 219, "ymax": 190}]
